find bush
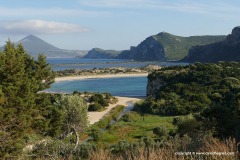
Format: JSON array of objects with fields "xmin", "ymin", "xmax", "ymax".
[
  {"xmin": 88, "ymin": 127, "xmax": 103, "ymax": 142},
  {"xmin": 153, "ymin": 126, "xmax": 167, "ymax": 137},
  {"xmin": 89, "ymin": 93, "xmax": 109, "ymax": 107},
  {"xmin": 88, "ymin": 103, "xmax": 102, "ymax": 111}
]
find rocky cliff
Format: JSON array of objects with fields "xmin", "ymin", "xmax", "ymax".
[
  {"xmin": 183, "ymin": 26, "xmax": 240, "ymax": 62},
  {"xmin": 147, "ymin": 77, "xmax": 165, "ymax": 96},
  {"xmin": 82, "ymin": 48, "xmax": 121, "ymax": 59},
  {"xmin": 117, "ymin": 36, "xmax": 166, "ymax": 61},
  {"xmin": 117, "ymin": 32, "xmax": 225, "ymax": 61}
]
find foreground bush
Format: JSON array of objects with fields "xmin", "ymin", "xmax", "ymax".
[{"xmin": 21, "ymin": 136, "xmax": 239, "ymax": 160}]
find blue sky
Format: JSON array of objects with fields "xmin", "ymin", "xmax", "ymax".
[{"xmin": 0, "ymin": 0, "xmax": 239, "ymax": 50}]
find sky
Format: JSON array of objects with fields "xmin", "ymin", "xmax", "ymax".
[{"xmin": 0, "ymin": 0, "xmax": 239, "ymax": 50}]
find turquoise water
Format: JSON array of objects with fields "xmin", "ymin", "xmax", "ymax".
[
  {"xmin": 45, "ymin": 76, "xmax": 148, "ymax": 97},
  {"xmin": 46, "ymin": 58, "xmax": 189, "ymax": 96}
]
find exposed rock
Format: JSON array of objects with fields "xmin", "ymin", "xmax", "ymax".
[
  {"xmin": 117, "ymin": 36, "xmax": 166, "ymax": 61},
  {"xmin": 183, "ymin": 26, "xmax": 240, "ymax": 62},
  {"xmin": 117, "ymin": 32, "xmax": 225, "ymax": 61},
  {"xmin": 147, "ymin": 77, "xmax": 165, "ymax": 96}
]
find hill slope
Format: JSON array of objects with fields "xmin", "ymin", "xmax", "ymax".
[
  {"xmin": 82, "ymin": 48, "xmax": 121, "ymax": 59},
  {"xmin": 1, "ymin": 35, "xmax": 87, "ymax": 57},
  {"xmin": 183, "ymin": 26, "xmax": 240, "ymax": 62},
  {"xmin": 117, "ymin": 32, "xmax": 226, "ymax": 61}
]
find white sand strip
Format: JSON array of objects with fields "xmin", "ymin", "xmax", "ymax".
[
  {"xmin": 55, "ymin": 73, "xmax": 148, "ymax": 82},
  {"xmin": 88, "ymin": 96, "xmax": 141, "ymax": 124}
]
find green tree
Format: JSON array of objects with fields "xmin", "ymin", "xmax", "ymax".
[
  {"xmin": 56, "ymin": 95, "xmax": 88, "ymax": 150},
  {"xmin": 0, "ymin": 41, "xmax": 55, "ymax": 157}
]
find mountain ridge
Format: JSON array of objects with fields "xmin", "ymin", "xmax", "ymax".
[
  {"xmin": 81, "ymin": 32, "xmax": 226, "ymax": 61},
  {"xmin": 1, "ymin": 35, "xmax": 88, "ymax": 58}
]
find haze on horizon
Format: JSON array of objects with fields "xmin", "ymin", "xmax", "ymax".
[{"xmin": 0, "ymin": 0, "xmax": 239, "ymax": 50}]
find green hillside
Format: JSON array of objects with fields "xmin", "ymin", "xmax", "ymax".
[{"xmin": 153, "ymin": 32, "xmax": 226, "ymax": 60}]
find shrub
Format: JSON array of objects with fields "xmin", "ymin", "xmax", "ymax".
[
  {"xmin": 88, "ymin": 103, "xmax": 102, "ymax": 111},
  {"xmin": 153, "ymin": 126, "xmax": 167, "ymax": 138}
]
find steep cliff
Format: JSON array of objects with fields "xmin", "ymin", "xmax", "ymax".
[
  {"xmin": 117, "ymin": 36, "xmax": 166, "ymax": 61},
  {"xmin": 82, "ymin": 48, "xmax": 121, "ymax": 59},
  {"xmin": 117, "ymin": 32, "xmax": 225, "ymax": 61},
  {"xmin": 183, "ymin": 26, "xmax": 240, "ymax": 62}
]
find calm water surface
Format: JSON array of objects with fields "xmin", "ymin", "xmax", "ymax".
[
  {"xmin": 45, "ymin": 76, "xmax": 148, "ymax": 97},
  {"xmin": 46, "ymin": 58, "xmax": 189, "ymax": 96}
]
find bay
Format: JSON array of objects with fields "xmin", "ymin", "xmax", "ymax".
[
  {"xmin": 45, "ymin": 76, "xmax": 148, "ymax": 97},
  {"xmin": 47, "ymin": 58, "xmax": 189, "ymax": 71}
]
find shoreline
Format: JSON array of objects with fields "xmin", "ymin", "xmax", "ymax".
[{"xmin": 55, "ymin": 73, "xmax": 148, "ymax": 82}]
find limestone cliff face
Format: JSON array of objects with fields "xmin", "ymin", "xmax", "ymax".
[
  {"xmin": 184, "ymin": 26, "xmax": 240, "ymax": 62},
  {"xmin": 147, "ymin": 72, "xmax": 167, "ymax": 97},
  {"xmin": 147, "ymin": 77, "xmax": 165, "ymax": 96},
  {"xmin": 117, "ymin": 36, "xmax": 166, "ymax": 61}
]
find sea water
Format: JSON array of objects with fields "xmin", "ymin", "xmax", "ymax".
[
  {"xmin": 45, "ymin": 76, "xmax": 148, "ymax": 97},
  {"xmin": 47, "ymin": 58, "xmax": 188, "ymax": 71},
  {"xmin": 46, "ymin": 58, "xmax": 188, "ymax": 96}
]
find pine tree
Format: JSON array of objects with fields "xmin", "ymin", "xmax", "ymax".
[{"xmin": 0, "ymin": 41, "xmax": 55, "ymax": 157}]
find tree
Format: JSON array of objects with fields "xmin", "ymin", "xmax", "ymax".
[
  {"xmin": 56, "ymin": 95, "xmax": 88, "ymax": 151},
  {"xmin": 0, "ymin": 41, "xmax": 55, "ymax": 157},
  {"xmin": 35, "ymin": 54, "xmax": 55, "ymax": 91},
  {"xmin": 0, "ymin": 86, "xmax": 4, "ymax": 105}
]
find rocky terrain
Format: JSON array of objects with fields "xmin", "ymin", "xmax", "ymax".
[{"xmin": 183, "ymin": 26, "xmax": 240, "ymax": 62}]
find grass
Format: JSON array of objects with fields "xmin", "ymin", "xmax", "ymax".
[
  {"xmin": 91, "ymin": 105, "xmax": 124, "ymax": 129},
  {"xmin": 102, "ymin": 111, "xmax": 175, "ymax": 143}
]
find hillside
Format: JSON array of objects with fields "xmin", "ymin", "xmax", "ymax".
[
  {"xmin": 82, "ymin": 48, "xmax": 121, "ymax": 59},
  {"xmin": 1, "ymin": 35, "xmax": 87, "ymax": 57},
  {"xmin": 117, "ymin": 32, "xmax": 226, "ymax": 61},
  {"xmin": 183, "ymin": 26, "xmax": 240, "ymax": 62}
]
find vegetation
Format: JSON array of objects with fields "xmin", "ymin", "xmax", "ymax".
[
  {"xmin": 100, "ymin": 112, "xmax": 174, "ymax": 143},
  {"xmin": 87, "ymin": 93, "xmax": 117, "ymax": 111},
  {"xmin": 55, "ymin": 67, "xmax": 147, "ymax": 77},
  {"xmin": 153, "ymin": 32, "xmax": 226, "ymax": 60},
  {"xmin": 1, "ymin": 41, "xmax": 239, "ymax": 159},
  {"xmin": 136, "ymin": 62, "xmax": 240, "ymax": 140},
  {"xmin": 83, "ymin": 48, "xmax": 121, "ymax": 59},
  {"xmin": 92, "ymin": 105, "xmax": 124, "ymax": 129},
  {"xmin": 0, "ymin": 41, "xmax": 88, "ymax": 158}
]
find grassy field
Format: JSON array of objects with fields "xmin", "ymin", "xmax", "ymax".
[{"xmin": 101, "ymin": 111, "xmax": 175, "ymax": 143}]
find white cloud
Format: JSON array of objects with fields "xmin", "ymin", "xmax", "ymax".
[
  {"xmin": 0, "ymin": 20, "xmax": 89, "ymax": 35},
  {"xmin": 80, "ymin": 0, "xmax": 240, "ymax": 17}
]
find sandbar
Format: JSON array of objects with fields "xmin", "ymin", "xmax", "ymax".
[{"xmin": 55, "ymin": 73, "xmax": 148, "ymax": 82}]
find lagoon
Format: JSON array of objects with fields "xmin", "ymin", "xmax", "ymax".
[{"xmin": 45, "ymin": 76, "xmax": 148, "ymax": 97}]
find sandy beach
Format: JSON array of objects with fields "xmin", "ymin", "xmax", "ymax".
[
  {"xmin": 55, "ymin": 73, "xmax": 148, "ymax": 82},
  {"xmin": 88, "ymin": 96, "xmax": 141, "ymax": 124}
]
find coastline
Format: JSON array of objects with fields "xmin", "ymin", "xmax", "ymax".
[
  {"xmin": 88, "ymin": 96, "xmax": 141, "ymax": 124},
  {"xmin": 55, "ymin": 73, "xmax": 148, "ymax": 82}
]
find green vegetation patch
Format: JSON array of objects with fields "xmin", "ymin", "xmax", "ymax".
[
  {"xmin": 101, "ymin": 112, "xmax": 175, "ymax": 143},
  {"xmin": 153, "ymin": 33, "xmax": 226, "ymax": 60}
]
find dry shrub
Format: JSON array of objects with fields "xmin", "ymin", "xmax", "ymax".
[{"xmin": 88, "ymin": 137, "xmax": 239, "ymax": 160}]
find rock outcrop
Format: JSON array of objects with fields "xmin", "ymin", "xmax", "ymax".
[
  {"xmin": 117, "ymin": 36, "xmax": 166, "ymax": 61},
  {"xmin": 147, "ymin": 77, "xmax": 165, "ymax": 96},
  {"xmin": 183, "ymin": 26, "xmax": 240, "ymax": 62},
  {"xmin": 117, "ymin": 32, "xmax": 225, "ymax": 61}
]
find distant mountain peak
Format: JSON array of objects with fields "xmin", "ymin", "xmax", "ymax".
[{"xmin": 19, "ymin": 34, "xmax": 45, "ymax": 43}]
